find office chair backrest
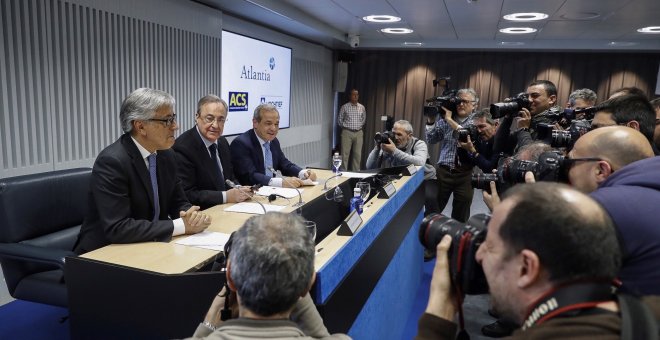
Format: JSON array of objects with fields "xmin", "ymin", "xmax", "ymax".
[{"xmin": 0, "ymin": 168, "xmax": 92, "ymax": 250}]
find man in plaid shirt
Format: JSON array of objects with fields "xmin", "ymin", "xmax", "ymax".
[
  {"xmin": 338, "ymin": 89, "xmax": 366, "ymax": 171},
  {"xmin": 425, "ymin": 88, "xmax": 478, "ymax": 222}
]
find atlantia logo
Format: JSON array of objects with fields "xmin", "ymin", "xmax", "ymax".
[
  {"xmin": 228, "ymin": 91, "xmax": 248, "ymax": 112},
  {"xmin": 269, "ymin": 57, "xmax": 275, "ymax": 70},
  {"xmin": 240, "ymin": 65, "xmax": 271, "ymax": 81}
]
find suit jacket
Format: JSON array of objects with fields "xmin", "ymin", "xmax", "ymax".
[
  {"xmin": 230, "ymin": 129, "xmax": 302, "ymax": 186},
  {"xmin": 74, "ymin": 133, "xmax": 192, "ymax": 254},
  {"xmin": 172, "ymin": 127, "xmax": 236, "ymax": 209}
]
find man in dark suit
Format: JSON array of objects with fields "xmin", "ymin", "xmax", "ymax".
[
  {"xmin": 172, "ymin": 95, "xmax": 250, "ymax": 209},
  {"xmin": 74, "ymin": 88, "xmax": 210, "ymax": 254},
  {"xmin": 230, "ymin": 104, "xmax": 316, "ymax": 187}
]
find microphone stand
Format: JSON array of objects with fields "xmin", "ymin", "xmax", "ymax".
[
  {"xmin": 225, "ymin": 179, "xmax": 267, "ymax": 214},
  {"xmin": 322, "ymin": 172, "xmax": 344, "ymax": 202},
  {"xmin": 268, "ymin": 167, "xmax": 304, "ymax": 209}
]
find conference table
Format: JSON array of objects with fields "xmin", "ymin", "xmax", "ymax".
[{"xmin": 65, "ymin": 168, "xmax": 426, "ymax": 339}]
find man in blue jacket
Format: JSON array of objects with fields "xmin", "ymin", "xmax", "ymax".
[
  {"xmin": 567, "ymin": 126, "xmax": 660, "ymax": 295},
  {"xmin": 230, "ymin": 104, "xmax": 316, "ymax": 187}
]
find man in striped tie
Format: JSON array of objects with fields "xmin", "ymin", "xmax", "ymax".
[{"xmin": 74, "ymin": 88, "xmax": 210, "ymax": 254}]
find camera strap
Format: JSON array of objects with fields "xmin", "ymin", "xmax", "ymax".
[{"xmin": 521, "ymin": 281, "xmax": 613, "ymax": 330}]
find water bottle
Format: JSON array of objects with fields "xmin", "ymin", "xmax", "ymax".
[{"xmin": 350, "ymin": 187, "xmax": 363, "ymax": 215}]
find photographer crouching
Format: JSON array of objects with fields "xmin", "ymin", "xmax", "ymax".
[
  {"xmin": 416, "ymin": 183, "xmax": 660, "ymax": 339},
  {"xmin": 365, "ymin": 119, "xmax": 438, "ymax": 214}
]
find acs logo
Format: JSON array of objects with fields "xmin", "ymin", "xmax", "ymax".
[{"xmin": 228, "ymin": 91, "xmax": 248, "ymax": 112}]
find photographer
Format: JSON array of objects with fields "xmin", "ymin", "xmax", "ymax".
[
  {"xmin": 366, "ymin": 120, "xmax": 438, "ymax": 214},
  {"xmin": 591, "ymin": 93, "xmax": 660, "ymax": 155},
  {"xmin": 566, "ymin": 126, "xmax": 660, "ymax": 295},
  {"xmin": 188, "ymin": 212, "xmax": 349, "ymax": 339},
  {"xmin": 458, "ymin": 110, "xmax": 499, "ymax": 173},
  {"xmin": 493, "ymin": 80, "xmax": 561, "ymax": 155},
  {"xmin": 416, "ymin": 183, "xmax": 660, "ymax": 339},
  {"xmin": 565, "ymin": 88, "xmax": 597, "ymax": 121},
  {"xmin": 425, "ymin": 88, "xmax": 479, "ymax": 222}
]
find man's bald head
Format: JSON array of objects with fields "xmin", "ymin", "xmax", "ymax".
[{"xmin": 574, "ymin": 126, "xmax": 653, "ymax": 171}]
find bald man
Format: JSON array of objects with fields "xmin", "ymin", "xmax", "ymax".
[{"xmin": 567, "ymin": 126, "xmax": 660, "ymax": 295}]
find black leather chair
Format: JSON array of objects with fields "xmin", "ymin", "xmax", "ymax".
[{"xmin": 0, "ymin": 168, "xmax": 91, "ymax": 307}]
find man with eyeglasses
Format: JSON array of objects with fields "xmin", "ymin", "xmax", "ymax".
[
  {"xmin": 173, "ymin": 95, "xmax": 250, "ymax": 209},
  {"xmin": 590, "ymin": 93, "xmax": 660, "ymax": 155},
  {"xmin": 566, "ymin": 126, "xmax": 660, "ymax": 295},
  {"xmin": 425, "ymin": 88, "xmax": 479, "ymax": 222},
  {"xmin": 75, "ymin": 88, "xmax": 210, "ymax": 254}
]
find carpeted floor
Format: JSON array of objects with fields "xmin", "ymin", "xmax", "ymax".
[{"xmin": 0, "ymin": 300, "xmax": 70, "ymax": 340}]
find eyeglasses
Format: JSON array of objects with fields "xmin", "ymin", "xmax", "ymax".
[
  {"xmin": 148, "ymin": 114, "xmax": 177, "ymax": 127},
  {"xmin": 458, "ymin": 99, "xmax": 476, "ymax": 105},
  {"xmin": 564, "ymin": 156, "xmax": 603, "ymax": 169},
  {"xmin": 201, "ymin": 115, "xmax": 228, "ymax": 125}
]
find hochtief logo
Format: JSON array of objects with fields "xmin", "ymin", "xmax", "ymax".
[
  {"xmin": 228, "ymin": 91, "xmax": 248, "ymax": 112},
  {"xmin": 269, "ymin": 57, "xmax": 275, "ymax": 70}
]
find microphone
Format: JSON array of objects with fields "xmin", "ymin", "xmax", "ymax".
[
  {"xmin": 322, "ymin": 172, "xmax": 344, "ymax": 202},
  {"xmin": 225, "ymin": 179, "xmax": 267, "ymax": 214},
  {"xmin": 268, "ymin": 166, "xmax": 304, "ymax": 209}
]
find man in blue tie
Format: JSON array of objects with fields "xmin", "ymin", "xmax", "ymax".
[
  {"xmin": 173, "ymin": 95, "xmax": 251, "ymax": 209},
  {"xmin": 74, "ymin": 88, "xmax": 210, "ymax": 254},
  {"xmin": 230, "ymin": 104, "xmax": 316, "ymax": 187}
]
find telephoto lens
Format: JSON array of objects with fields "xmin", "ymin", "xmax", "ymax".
[{"xmin": 418, "ymin": 213, "xmax": 490, "ymax": 294}]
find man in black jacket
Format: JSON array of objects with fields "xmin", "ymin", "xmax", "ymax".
[{"xmin": 173, "ymin": 95, "xmax": 250, "ymax": 209}]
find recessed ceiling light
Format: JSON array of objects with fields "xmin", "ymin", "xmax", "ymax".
[
  {"xmin": 500, "ymin": 41, "xmax": 524, "ymax": 46},
  {"xmin": 499, "ymin": 27, "xmax": 537, "ymax": 34},
  {"xmin": 608, "ymin": 41, "xmax": 638, "ymax": 47},
  {"xmin": 403, "ymin": 42, "xmax": 423, "ymax": 46},
  {"xmin": 503, "ymin": 12, "xmax": 548, "ymax": 21},
  {"xmin": 363, "ymin": 15, "xmax": 401, "ymax": 23},
  {"xmin": 637, "ymin": 26, "xmax": 660, "ymax": 33},
  {"xmin": 381, "ymin": 28, "xmax": 414, "ymax": 34}
]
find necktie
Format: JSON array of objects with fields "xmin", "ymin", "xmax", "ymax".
[
  {"xmin": 208, "ymin": 143, "xmax": 225, "ymax": 189},
  {"xmin": 148, "ymin": 154, "xmax": 160, "ymax": 221},
  {"xmin": 264, "ymin": 141, "xmax": 273, "ymax": 177}
]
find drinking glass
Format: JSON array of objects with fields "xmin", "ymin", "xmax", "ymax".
[
  {"xmin": 356, "ymin": 181, "xmax": 370, "ymax": 202},
  {"xmin": 332, "ymin": 153, "xmax": 342, "ymax": 173},
  {"xmin": 303, "ymin": 220, "xmax": 317, "ymax": 242}
]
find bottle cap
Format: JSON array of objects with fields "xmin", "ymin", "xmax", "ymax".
[{"xmin": 353, "ymin": 188, "xmax": 361, "ymax": 195}]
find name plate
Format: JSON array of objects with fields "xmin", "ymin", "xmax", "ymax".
[
  {"xmin": 337, "ymin": 210, "xmax": 363, "ymax": 236},
  {"xmin": 377, "ymin": 181, "xmax": 397, "ymax": 199},
  {"xmin": 403, "ymin": 164, "xmax": 417, "ymax": 176}
]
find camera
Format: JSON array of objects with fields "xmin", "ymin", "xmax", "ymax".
[
  {"xmin": 419, "ymin": 213, "xmax": 490, "ymax": 295},
  {"xmin": 347, "ymin": 34, "xmax": 359, "ymax": 48},
  {"xmin": 374, "ymin": 131, "xmax": 394, "ymax": 144},
  {"xmin": 550, "ymin": 120, "xmax": 591, "ymax": 149},
  {"xmin": 537, "ymin": 120, "xmax": 591, "ymax": 150},
  {"xmin": 489, "ymin": 92, "xmax": 531, "ymax": 119},
  {"xmin": 471, "ymin": 151, "xmax": 569, "ymax": 192},
  {"xmin": 424, "ymin": 89, "xmax": 460, "ymax": 117},
  {"xmin": 545, "ymin": 106, "xmax": 599, "ymax": 126},
  {"xmin": 455, "ymin": 124, "xmax": 479, "ymax": 143}
]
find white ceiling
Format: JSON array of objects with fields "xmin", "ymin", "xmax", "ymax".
[{"xmin": 197, "ymin": 0, "xmax": 660, "ymax": 51}]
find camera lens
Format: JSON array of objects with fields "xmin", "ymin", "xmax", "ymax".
[
  {"xmin": 471, "ymin": 173, "xmax": 498, "ymax": 191},
  {"xmin": 551, "ymin": 130, "xmax": 572, "ymax": 148},
  {"xmin": 418, "ymin": 213, "xmax": 490, "ymax": 295}
]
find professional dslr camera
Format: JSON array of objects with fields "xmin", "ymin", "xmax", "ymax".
[
  {"xmin": 471, "ymin": 151, "xmax": 569, "ymax": 193},
  {"xmin": 419, "ymin": 213, "xmax": 490, "ymax": 295},
  {"xmin": 545, "ymin": 106, "xmax": 599, "ymax": 126},
  {"xmin": 454, "ymin": 124, "xmax": 479, "ymax": 143},
  {"xmin": 489, "ymin": 92, "xmax": 532, "ymax": 119},
  {"xmin": 537, "ymin": 119, "xmax": 592, "ymax": 149},
  {"xmin": 374, "ymin": 130, "xmax": 394, "ymax": 144},
  {"xmin": 424, "ymin": 89, "xmax": 460, "ymax": 117}
]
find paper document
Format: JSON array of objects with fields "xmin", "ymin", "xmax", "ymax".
[
  {"xmin": 224, "ymin": 202, "xmax": 285, "ymax": 214},
  {"xmin": 256, "ymin": 186, "xmax": 304, "ymax": 199},
  {"xmin": 174, "ymin": 231, "xmax": 232, "ymax": 251},
  {"xmin": 340, "ymin": 172, "xmax": 373, "ymax": 179}
]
